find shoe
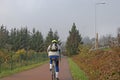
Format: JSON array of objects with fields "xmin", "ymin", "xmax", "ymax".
[
  {"xmin": 50, "ymin": 69, "xmax": 52, "ymax": 71},
  {"xmin": 56, "ymin": 78, "xmax": 59, "ymax": 80}
]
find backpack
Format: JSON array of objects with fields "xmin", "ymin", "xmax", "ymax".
[{"xmin": 50, "ymin": 43, "xmax": 58, "ymax": 51}]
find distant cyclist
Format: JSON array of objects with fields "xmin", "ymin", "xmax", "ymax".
[{"xmin": 47, "ymin": 39, "xmax": 61, "ymax": 80}]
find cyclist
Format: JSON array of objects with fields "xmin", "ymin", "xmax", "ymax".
[{"xmin": 47, "ymin": 39, "xmax": 61, "ymax": 80}]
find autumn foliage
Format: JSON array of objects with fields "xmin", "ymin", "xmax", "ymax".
[{"xmin": 72, "ymin": 46, "xmax": 120, "ymax": 80}]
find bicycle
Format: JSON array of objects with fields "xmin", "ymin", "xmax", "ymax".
[{"xmin": 51, "ymin": 58, "xmax": 56, "ymax": 80}]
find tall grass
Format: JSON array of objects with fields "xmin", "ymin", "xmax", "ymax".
[
  {"xmin": 68, "ymin": 58, "xmax": 88, "ymax": 80},
  {"xmin": 73, "ymin": 45, "xmax": 120, "ymax": 80}
]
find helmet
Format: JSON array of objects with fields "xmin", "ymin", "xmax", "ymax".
[{"xmin": 52, "ymin": 40, "xmax": 57, "ymax": 43}]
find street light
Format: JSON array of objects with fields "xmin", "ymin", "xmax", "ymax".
[{"xmin": 95, "ymin": 2, "xmax": 106, "ymax": 49}]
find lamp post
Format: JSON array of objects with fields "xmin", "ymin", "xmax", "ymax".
[{"xmin": 95, "ymin": 2, "xmax": 106, "ymax": 49}]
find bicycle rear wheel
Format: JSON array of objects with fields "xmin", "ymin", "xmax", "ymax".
[{"xmin": 52, "ymin": 61, "xmax": 56, "ymax": 80}]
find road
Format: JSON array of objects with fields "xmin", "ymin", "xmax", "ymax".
[{"xmin": 0, "ymin": 57, "xmax": 73, "ymax": 80}]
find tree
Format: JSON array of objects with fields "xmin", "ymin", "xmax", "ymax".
[
  {"xmin": 45, "ymin": 28, "xmax": 54, "ymax": 50},
  {"xmin": 9, "ymin": 27, "xmax": 30, "ymax": 51},
  {"xmin": 117, "ymin": 27, "xmax": 120, "ymax": 47},
  {"xmin": 99, "ymin": 35, "xmax": 110, "ymax": 47},
  {"xmin": 66, "ymin": 23, "xmax": 82, "ymax": 56},
  {"xmin": 30, "ymin": 29, "xmax": 44, "ymax": 52},
  {"xmin": 16, "ymin": 27, "xmax": 30, "ymax": 50},
  {"xmin": 82, "ymin": 36, "xmax": 92, "ymax": 46},
  {"xmin": 0, "ymin": 25, "xmax": 9, "ymax": 49},
  {"xmin": 53, "ymin": 30, "xmax": 59, "ymax": 41},
  {"xmin": 9, "ymin": 28, "xmax": 17, "ymax": 50}
]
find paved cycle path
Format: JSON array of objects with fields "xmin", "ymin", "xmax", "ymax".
[{"xmin": 0, "ymin": 57, "xmax": 73, "ymax": 80}]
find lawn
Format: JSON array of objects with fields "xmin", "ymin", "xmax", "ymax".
[{"xmin": 68, "ymin": 58, "xmax": 88, "ymax": 80}]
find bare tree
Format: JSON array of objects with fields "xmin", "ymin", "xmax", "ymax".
[{"xmin": 117, "ymin": 27, "xmax": 120, "ymax": 47}]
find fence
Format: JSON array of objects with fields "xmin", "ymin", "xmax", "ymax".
[{"xmin": 0, "ymin": 52, "xmax": 48, "ymax": 73}]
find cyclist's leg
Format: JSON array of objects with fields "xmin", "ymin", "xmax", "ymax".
[
  {"xmin": 49, "ymin": 58, "xmax": 53, "ymax": 71},
  {"xmin": 55, "ymin": 58, "xmax": 59, "ymax": 78}
]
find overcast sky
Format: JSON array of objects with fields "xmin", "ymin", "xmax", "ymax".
[{"xmin": 0, "ymin": 0, "xmax": 120, "ymax": 41}]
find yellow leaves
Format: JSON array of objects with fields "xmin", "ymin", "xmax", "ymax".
[
  {"xmin": 12, "ymin": 49, "xmax": 27, "ymax": 62},
  {"xmin": 16, "ymin": 49, "xmax": 26, "ymax": 55}
]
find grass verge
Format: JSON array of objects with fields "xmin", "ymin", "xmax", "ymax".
[
  {"xmin": 68, "ymin": 58, "xmax": 88, "ymax": 80},
  {"xmin": 0, "ymin": 60, "xmax": 48, "ymax": 78}
]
